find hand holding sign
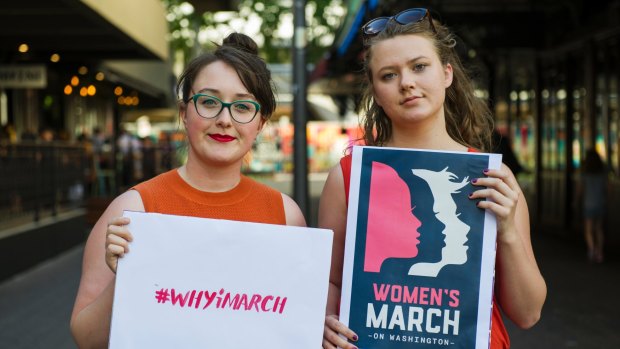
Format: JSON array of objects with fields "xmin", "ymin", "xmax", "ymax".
[{"xmin": 105, "ymin": 216, "xmax": 132, "ymax": 273}]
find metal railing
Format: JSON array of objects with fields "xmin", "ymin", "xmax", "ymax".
[{"xmin": 0, "ymin": 141, "xmax": 88, "ymax": 228}]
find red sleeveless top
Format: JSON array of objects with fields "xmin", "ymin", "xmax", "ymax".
[{"xmin": 339, "ymin": 152, "xmax": 510, "ymax": 349}]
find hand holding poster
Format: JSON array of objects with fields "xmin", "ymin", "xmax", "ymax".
[
  {"xmin": 109, "ymin": 211, "xmax": 333, "ymax": 348},
  {"xmin": 340, "ymin": 146, "xmax": 502, "ymax": 348}
]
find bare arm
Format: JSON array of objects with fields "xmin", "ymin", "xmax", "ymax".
[
  {"xmin": 471, "ymin": 164, "xmax": 547, "ymax": 329},
  {"xmin": 70, "ymin": 190, "xmax": 144, "ymax": 349},
  {"xmin": 281, "ymin": 193, "xmax": 307, "ymax": 227},
  {"xmin": 319, "ymin": 165, "xmax": 358, "ymax": 349}
]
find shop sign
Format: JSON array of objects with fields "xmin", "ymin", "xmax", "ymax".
[{"xmin": 0, "ymin": 65, "xmax": 47, "ymax": 88}]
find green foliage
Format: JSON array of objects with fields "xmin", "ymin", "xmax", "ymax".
[{"xmin": 161, "ymin": 0, "xmax": 342, "ymax": 65}]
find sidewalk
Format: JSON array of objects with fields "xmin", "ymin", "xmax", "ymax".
[
  {"xmin": 505, "ymin": 234, "xmax": 619, "ymax": 348},
  {"xmin": 0, "ymin": 245, "xmax": 81, "ymax": 348},
  {"xmin": 0, "ymin": 233, "xmax": 618, "ymax": 348}
]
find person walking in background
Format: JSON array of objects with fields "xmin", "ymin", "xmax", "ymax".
[
  {"xmin": 117, "ymin": 127, "xmax": 139, "ymax": 188},
  {"xmin": 578, "ymin": 148, "xmax": 608, "ymax": 263},
  {"xmin": 158, "ymin": 132, "xmax": 174, "ymax": 172},
  {"xmin": 319, "ymin": 8, "xmax": 546, "ymax": 349},
  {"xmin": 139, "ymin": 136, "xmax": 157, "ymax": 181},
  {"xmin": 69, "ymin": 33, "xmax": 306, "ymax": 349}
]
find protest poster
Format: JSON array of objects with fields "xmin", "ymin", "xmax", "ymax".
[
  {"xmin": 109, "ymin": 211, "xmax": 333, "ymax": 348},
  {"xmin": 340, "ymin": 146, "xmax": 502, "ymax": 348}
]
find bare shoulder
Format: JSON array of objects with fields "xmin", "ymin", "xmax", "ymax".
[
  {"xmin": 84, "ymin": 190, "xmax": 144, "ymax": 264},
  {"xmin": 281, "ymin": 193, "xmax": 307, "ymax": 227},
  {"xmin": 318, "ymin": 164, "xmax": 347, "ymax": 231},
  {"xmin": 323, "ymin": 163, "xmax": 345, "ymax": 195},
  {"xmin": 103, "ymin": 189, "xmax": 145, "ymax": 217}
]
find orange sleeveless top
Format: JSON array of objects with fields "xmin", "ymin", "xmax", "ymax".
[
  {"xmin": 339, "ymin": 152, "xmax": 510, "ymax": 349},
  {"xmin": 133, "ymin": 169, "xmax": 286, "ymax": 225}
]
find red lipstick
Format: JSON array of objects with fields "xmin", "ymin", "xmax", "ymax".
[{"xmin": 209, "ymin": 134, "xmax": 236, "ymax": 142}]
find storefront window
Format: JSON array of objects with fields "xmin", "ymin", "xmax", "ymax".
[
  {"xmin": 571, "ymin": 87, "xmax": 585, "ymax": 168},
  {"xmin": 595, "ymin": 46, "xmax": 608, "ymax": 161},
  {"xmin": 570, "ymin": 50, "xmax": 586, "ymax": 169},
  {"xmin": 541, "ymin": 60, "xmax": 568, "ymax": 171},
  {"xmin": 495, "ymin": 52, "xmax": 537, "ymax": 173},
  {"xmin": 246, "ymin": 119, "xmax": 363, "ymax": 174},
  {"xmin": 605, "ymin": 40, "xmax": 619, "ymax": 174},
  {"xmin": 609, "ymin": 65, "xmax": 619, "ymax": 173}
]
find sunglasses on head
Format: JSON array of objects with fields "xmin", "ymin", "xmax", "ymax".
[{"xmin": 362, "ymin": 8, "xmax": 436, "ymax": 36}]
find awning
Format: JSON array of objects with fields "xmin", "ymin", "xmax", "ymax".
[
  {"xmin": 0, "ymin": 0, "xmax": 168, "ymax": 61},
  {"xmin": 100, "ymin": 60, "xmax": 176, "ymax": 106}
]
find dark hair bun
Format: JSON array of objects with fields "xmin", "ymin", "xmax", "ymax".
[{"xmin": 222, "ymin": 33, "xmax": 259, "ymax": 55}]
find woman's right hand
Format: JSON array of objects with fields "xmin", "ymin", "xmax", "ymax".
[
  {"xmin": 105, "ymin": 216, "xmax": 133, "ymax": 273},
  {"xmin": 323, "ymin": 314, "xmax": 359, "ymax": 349}
]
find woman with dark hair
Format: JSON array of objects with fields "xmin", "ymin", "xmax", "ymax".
[
  {"xmin": 70, "ymin": 33, "xmax": 305, "ymax": 348},
  {"xmin": 319, "ymin": 9, "xmax": 546, "ymax": 349}
]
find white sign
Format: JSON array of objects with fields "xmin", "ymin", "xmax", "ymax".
[
  {"xmin": 110, "ymin": 211, "xmax": 333, "ymax": 348},
  {"xmin": 0, "ymin": 65, "xmax": 47, "ymax": 88}
]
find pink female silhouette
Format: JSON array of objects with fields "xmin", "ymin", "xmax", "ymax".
[{"xmin": 364, "ymin": 161, "xmax": 421, "ymax": 273}]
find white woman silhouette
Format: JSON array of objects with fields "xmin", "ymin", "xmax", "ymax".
[{"xmin": 408, "ymin": 167, "xmax": 470, "ymax": 277}]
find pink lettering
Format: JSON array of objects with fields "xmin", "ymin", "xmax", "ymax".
[
  {"xmin": 373, "ymin": 283, "xmax": 390, "ymax": 301},
  {"xmin": 202, "ymin": 291, "xmax": 217, "ymax": 309},
  {"xmin": 449, "ymin": 290, "xmax": 460, "ymax": 307},
  {"xmin": 403, "ymin": 286, "xmax": 419, "ymax": 303},
  {"xmin": 236, "ymin": 294, "xmax": 249, "ymax": 310},
  {"xmin": 274, "ymin": 296, "xmax": 287, "ymax": 314},
  {"xmin": 170, "ymin": 289, "xmax": 190, "ymax": 307},
  {"xmin": 368, "ymin": 284, "xmax": 459, "ymax": 307},
  {"xmin": 215, "ymin": 288, "xmax": 225, "ymax": 308},
  {"xmin": 248, "ymin": 294, "xmax": 262, "ymax": 312},
  {"xmin": 430, "ymin": 288, "xmax": 442, "ymax": 306},
  {"xmin": 419, "ymin": 287, "xmax": 429, "ymax": 305},
  {"xmin": 156, "ymin": 287, "xmax": 287, "ymax": 315},
  {"xmin": 261, "ymin": 295, "xmax": 274, "ymax": 311},
  {"xmin": 390, "ymin": 285, "xmax": 403, "ymax": 302},
  {"xmin": 222, "ymin": 292, "xmax": 240, "ymax": 309}
]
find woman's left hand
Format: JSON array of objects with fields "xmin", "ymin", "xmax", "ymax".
[
  {"xmin": 469, "ymin": 165, "xmax": 521, "ymax": 241},
  {"xmin": 469, "ymin": 164, "xmax": 546, "ymax": 329}
]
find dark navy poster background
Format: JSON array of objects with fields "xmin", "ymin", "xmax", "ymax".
[{"xmin": 347, "ymin": 147, "xmax": 493, "ymax": 348}]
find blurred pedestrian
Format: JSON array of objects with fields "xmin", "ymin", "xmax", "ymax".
[
  {"xmin": 39, "ymin": 127, "xmax": 55, "ymax": 142},
  {"xmin": 140, "ymin": 136, "xmax": 157, "ymax": 181},
  {"xmin": 578, "ymin": 148, "xmax": 608, "ymax": 263},
  {"xmin": 158, "ymin": 132, "xmax": 174, "ymax": 171},
  {"xmin": 21, "ymin": 128, "xmax": 37, "ymax": 141},
  {"xmin": 117, "ymin": 127, "xmax": 136, "ymax": 188}
]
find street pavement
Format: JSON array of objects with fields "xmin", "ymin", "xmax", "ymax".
[
  {"xmin": 0, "ymin": 231, "xmax": 618, "ymax": 348},
  {"xmin": 505, "ymin": 233, "xmax": 619, "ymax": 348},
  {"xmin": 0, "ymin": 244, "xmax": 81, "ymax": 349}
]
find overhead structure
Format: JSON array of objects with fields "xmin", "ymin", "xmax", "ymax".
[{"xmin": 0, "ymin": 0, "xmax": 169, "ymax": 61}]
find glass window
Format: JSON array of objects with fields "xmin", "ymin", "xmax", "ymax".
[
  {"xmin": 541, "ymin": 59, "xmax": 567, "ymax": 171},
  {"xmin": 606, "ymin": 39, "xmax": 619, "ymax": 174}
]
